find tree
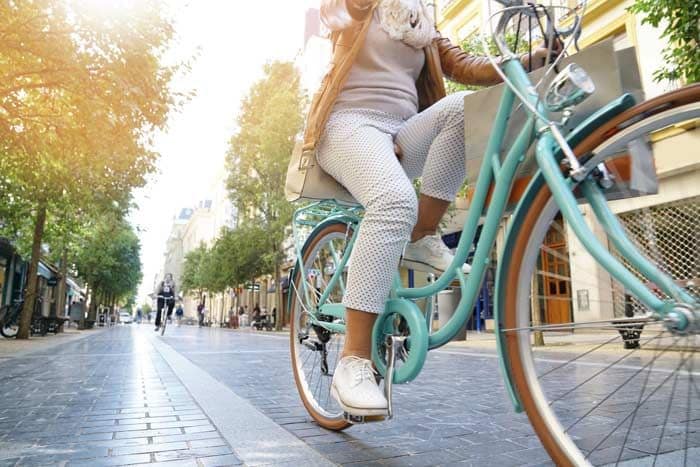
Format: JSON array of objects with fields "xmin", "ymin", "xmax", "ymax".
[
  {"xmin": 629, "ymin": 0, "xmax": 700, "ymax": 83},
  {"xmin": 181, "ymin": 243, "xmax": 209, "ymax": 302},
  {"xmin": 211, "ymin": 224, "xmax": 270, "ymax": 290},
  {"xmin": 74, "ymin": 214, "xmax": 143, "ymax": 320},
  {"xmin": 0, "ymin": 1, "xmax": 182, "ymax": 338},
  {"xmin": 226, "ymin": 61, "xmax": 305, "ymax": 329}
]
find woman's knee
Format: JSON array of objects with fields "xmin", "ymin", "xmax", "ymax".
[
  {"xmin": 366, "ymin": 182, "xmax": 418, "ymax": 227},
  {"xmin": 440, "ymin": 91, "xmax": 470, "ymax": 125}
]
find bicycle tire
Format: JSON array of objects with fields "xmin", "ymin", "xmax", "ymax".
[
  {"xmin": 503, "ymin": 95, "xmax": 700, "ymax": 466},
  {"xmin": 289, "ymin": 219, "xmax": 354, "ymax": 431},
  {"xmin": 160, "ymin": 310, "xmax": 168, "ymax": 336}
]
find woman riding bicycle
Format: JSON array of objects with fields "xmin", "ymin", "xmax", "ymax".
[
  {"xmin": 310, "ymin": 0, "xmax": 555, "ymax": 416},
  {"xmin": 154, "ymin": 273, "xmax": 176, "ymax": 332}
]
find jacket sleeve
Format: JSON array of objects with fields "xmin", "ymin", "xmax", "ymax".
[
  {"xmin": 321, "ymin": 0, "xmax": 375, "ymax": 31},
  {"xmin": 436, "ymin": 35, "xmax": 504, "ymax": 87}
]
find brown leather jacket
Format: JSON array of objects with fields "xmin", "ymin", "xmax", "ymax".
[{"xmin": 302, "ymin": 1, "xmax": 504, "ymax": 152}]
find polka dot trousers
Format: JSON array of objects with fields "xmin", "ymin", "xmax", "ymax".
[{"xmin": 316, "ymin": 92, "xmax": 470, "ymax": 314}]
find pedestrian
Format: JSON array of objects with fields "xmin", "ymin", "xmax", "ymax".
[
  {"xmin": 154, "ymin": 273, "xmax": 176, "ymax": 332},
  {"xmin": 175, "ymin": 303, "xmax": 184, "ymax": 326},
  {"xmin": 302, "ymin": 0, "xmax": 557, "ymax": 416},
  {"xmin": 136, "ymin": 307, "xmax": 143, "ymax": 324},
  {"xmin": 252, "ymin": 303, "xmax": 262, "ymax": 330},
  {"xmin": 197, "ymin": 302, "xmax": 204, "ymax": 327}
]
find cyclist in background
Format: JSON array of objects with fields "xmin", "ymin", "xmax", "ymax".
[{"xmin": 154, "ymin": 273, "xmax": 176, "ymax": 332}]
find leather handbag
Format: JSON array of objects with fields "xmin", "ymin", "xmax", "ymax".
[{"xmin": 285, "ymin": 139, "xmax": 357, "ymax": 204}]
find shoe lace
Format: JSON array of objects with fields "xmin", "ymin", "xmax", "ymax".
[{"xmin": 346, "ymin": 356, "xmax": 377, "ymax": 386}]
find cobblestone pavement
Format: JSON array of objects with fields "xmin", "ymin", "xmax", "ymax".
[
  {"xmin": 160, "ymin": 327, "xmax": 550, "ymax": 467},
  {"xmin": 0, "ymin": 327, "xmax": 242, "ymax": 467},
  {"xmin": 1, "ymin": 325, "xmax": 697, "ymax": 466}
]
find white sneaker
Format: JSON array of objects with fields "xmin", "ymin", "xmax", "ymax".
[
  {"xmin": 330, "ymin": 356, "xmax": 388, "ymax": 416},
  {"xmin": 402, "ymin": 235, "xmax": 472, "ymax": 275}
]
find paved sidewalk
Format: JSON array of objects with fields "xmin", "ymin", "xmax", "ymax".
[
  {"xmin": 0, "ymin": 326, "xmax": 243, "ymax": 466},
  {"xmin": 0, "ymin": 326, "xmax": 102, "ymax": 361}
]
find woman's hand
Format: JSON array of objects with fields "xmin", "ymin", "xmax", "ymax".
[{"xmin": 520, "ymin": 38, "xmax": 564, "ymax": 71}]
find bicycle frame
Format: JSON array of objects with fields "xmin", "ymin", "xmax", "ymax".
[{"xmin": 290, "ymin": 56, "xmax": 699, "ymax": 406}]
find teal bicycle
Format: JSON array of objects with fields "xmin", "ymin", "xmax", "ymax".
[{"xmin": 288, "ymin": 2, "xmax": 700, "ymax": 465}]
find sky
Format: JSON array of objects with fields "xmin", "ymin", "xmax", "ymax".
[{"xmin": 130, "ymin": 0, "xmax": 318, "ymax": 304}]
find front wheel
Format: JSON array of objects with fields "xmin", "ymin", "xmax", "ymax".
[
  {"xmin": 503, "ymin": 99, "xmax": 700, "ymax": 465},
  {"xmin": 160, "ymin": 310, "xmax": 168, "ymax": 336},
  {"xmin": 289, "ymin": 219, "xmax": 355, "ymax": 431}
]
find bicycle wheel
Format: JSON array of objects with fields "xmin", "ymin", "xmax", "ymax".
[
  {"xmin": 160, "ymin": 310, "xmax": 168, "ymax": 336},
  {"xmin": 0, "ymin": 306, "xmax": 19, "ymax": 338},
  {"xmin": 503, "ymin": 99, "xmax": 700, "ymax": 465},
  {"xmin": 289, "ymin": 219, "xmax": 354, "ymax": 431}
]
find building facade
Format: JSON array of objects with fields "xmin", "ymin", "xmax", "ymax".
[{"xmin": 436, "ymin": 0, "xmax": 699, "ymax": 328}]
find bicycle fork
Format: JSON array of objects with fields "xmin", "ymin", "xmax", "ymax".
[{"xmin": 536, "ymin": 131, "xmax": 699, "ymax": 329}]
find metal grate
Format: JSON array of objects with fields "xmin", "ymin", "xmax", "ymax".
[{"xmin": 612, "ymin": 196, "xmax": 700, "ymax": 317}]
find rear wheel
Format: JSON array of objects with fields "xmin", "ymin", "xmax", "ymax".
[
  {"xmin": 503, "ymin": 101, "xmax": 700, "ymax": 465},
  {"xmin": 289, "ymin": 220, "xmax": 355, "ymax": 431}
]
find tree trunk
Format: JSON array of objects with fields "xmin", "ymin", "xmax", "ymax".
[
  {"xmin": 17, "ymin": 202, "xmax": 48, "ymax": 339},
  {"xmin": 56, "ymin": 249, "xmax": 68, "ymax": 319}
]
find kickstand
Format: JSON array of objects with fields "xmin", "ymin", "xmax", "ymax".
[{"xmin": 384, "ymin": 335, "xmax": 406, "ymax": 420}]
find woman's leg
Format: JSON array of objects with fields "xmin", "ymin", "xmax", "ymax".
[
  {"xmin": 155, "ymin": 298, "xmax": 164, "ymax": 327},
  {"xmin": 317, "ymin": 111, "xmax": 416, "ymax": 414},
  {"xmin": 396, "ymin": 92, "xmax": 469, "ymax": 237},
  {"xmin": 317, "ymin": 111, "xmax": 417, "ymax": 326}
]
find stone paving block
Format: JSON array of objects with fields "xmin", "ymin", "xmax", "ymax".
[
  {"xmin": 146, "ymin": 459, "xmax": 200, "ymax": 467},
  {"xmin": 379, "ymin": 450, "xmax": 463, "ymax": 467},
  {"xmin": 77, "ymin": 431, "xmax": 114, "ymax": 441},
  {"xmin": 112, "ymin": 441, "xmax": 189, "ymax": 456},
  {"xmin": 67, "ymin": 452, "xmax": 151, "ymax": 466},
  {"xmin": 152, "ymin": 431, "xmax": 224, "ymax": 445},
  {"xmin": 197, "ymin": 454, "xmax": 244, "ymax": 466},
  {"xmin": 149, "ymin": 419, "xmax": 212, "ymax": 430},
  {"xmin": 182, "ymin": 424, "xmax": 217, "ymax": 434},
  {"xmin": 153, "ymin": 445, "xmax": 233, "ymax": 463},
  {"xmin": 115, "ymin": 427, "xmax": 182, "ymax": 439},
  {"xmin": 188, "ymin": 437, "xmax": 228, "ymax": 449},
  {"xmin": 80, "ymin": 422, "xmax": 148, "ymax": 434}
]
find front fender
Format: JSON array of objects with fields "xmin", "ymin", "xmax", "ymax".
[{"xmin": 494, "ymin": 93, "xmax": 636, "ymax": 412}]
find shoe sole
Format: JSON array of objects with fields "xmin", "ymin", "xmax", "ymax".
[{"xmin": 330, "ymin": 385, "xmax": 388, "ymax": 417}]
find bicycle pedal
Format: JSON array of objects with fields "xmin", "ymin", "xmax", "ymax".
[{"xmin": 343, "ymin": 412, "xmax": 387, "ymax": 424}]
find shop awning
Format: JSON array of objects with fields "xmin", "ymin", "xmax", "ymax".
[{"xmin": 37, "ymin": 261, "xmax": 58, "ymax": 280}]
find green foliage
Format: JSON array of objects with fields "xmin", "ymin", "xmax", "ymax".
[
  {"xmin": 0, "ymin": 0, "xmax": 183, "ymax": 336},
  {"xmin": 180, "ymin": 243, "xmax": 208, "ymax": 296},
  {"xmin": 142, "ymin": 302, "xmax": 153, "ymax": 315},
  {"xmin": 226, "ymin": 61, "xmax": 305, "ymax": 269},
  {"xmin": 629, "ymin": 0, "xmax": 700, "ymax": 83},
  {"xmin": 444, "ymin": 33, "xmax": 530, "ymax": 94},
  {"xmin": 74, "ymin": 214, "xmax": 143, "ymax": 303}
]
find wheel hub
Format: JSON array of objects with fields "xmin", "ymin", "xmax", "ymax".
[{"xmin": 663, "ymin": 304, "xmax": 699, "ymax": 335}]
